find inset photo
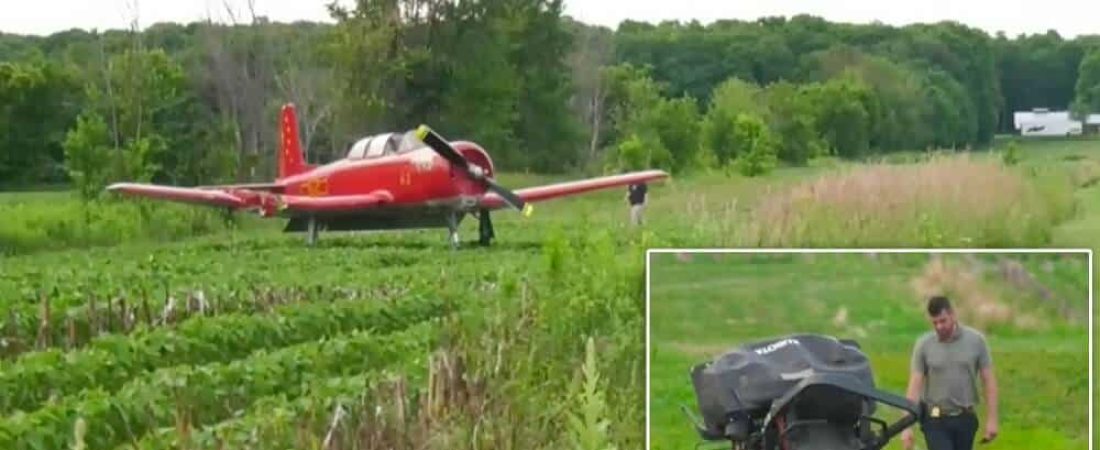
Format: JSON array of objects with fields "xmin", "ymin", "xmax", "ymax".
[{"xmin": 646, "ymin": 250, "xmax": 1091, "ymax": 450}]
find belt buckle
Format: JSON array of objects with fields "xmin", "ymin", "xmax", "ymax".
[
  {"xmin": 930, "ymin": 406, "xmax": 941, "ymax": 418},
  {"xmin": 945, "ymin": 406, "xmax": 969, "ymax": 417}
]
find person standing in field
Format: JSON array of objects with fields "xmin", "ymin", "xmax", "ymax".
[
  {"xmin": 627, "ymin": 182, "xmax": 648, "ymax": 226},
  {"xmin": 902, "ymin": 296, "xmax": 999, "ymax": 450}
]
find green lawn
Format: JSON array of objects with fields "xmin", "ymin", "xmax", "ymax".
[{"xmin": 648, "ymin": 252, "xmax": 1090, "ymax": 450}]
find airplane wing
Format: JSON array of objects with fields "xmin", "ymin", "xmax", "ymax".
[
  {"xmin": 478, "ymin": 170, "xmax": 668, "ymax": 210},
  {"xmin": 195, "ymin": 182, "xmax": 284, "ymax": 192},
  {"xmin": 106, "ymin": 183, "xmax": 250, "ymax": 209},
  {"xmin": 277, "ymin": 191, "xmax": 394, "ymax": 213},
  {"xmin": 108, "ymin": 182, "xmax": 394, "ymax": 216}
]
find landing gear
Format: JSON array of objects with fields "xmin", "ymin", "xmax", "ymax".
[
  {"xmin": 221, "ymin": 207, "xmax": 236, "ymax": 227},
  {"xmin": 306, "ymin": 216, "xmax": 319, "ymax": 247},
  {"xmin": 477, "ymin": 208, "xmax": 494, "ymax": 247},
  {"xmin": 446, "ymin": 212, "xmax": 460, "ymax": 250}
]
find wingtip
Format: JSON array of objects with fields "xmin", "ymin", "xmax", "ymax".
[{"xmin": 638, "ymin": 169, "xmax": 670, "ymax": 180}]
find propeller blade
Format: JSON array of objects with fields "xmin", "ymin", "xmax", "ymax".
[
  {"xmin": 485, "ymin": 178, "xmax": 529, "ymax": 214},
  {"xmin": 415, "ymin": 124, "xmax": 532, "ymax": 216},
  {"xmin": 415, "ymin": 125, "xmax": 469, "ymax": 171}
]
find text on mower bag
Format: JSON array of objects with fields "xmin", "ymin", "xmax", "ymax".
[{"xmin": 753, "ymin": 338, "xmax": 800, "ymax": 355}]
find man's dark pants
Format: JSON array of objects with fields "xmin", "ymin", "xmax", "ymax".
[{"xmin": 920, "ymin": 411, "xmax": 978, "ymax": 450}]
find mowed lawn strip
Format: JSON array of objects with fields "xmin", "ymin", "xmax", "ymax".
[{"xmin": 649, "ymin": 254, "xmax": 1088, "ymax": 450}]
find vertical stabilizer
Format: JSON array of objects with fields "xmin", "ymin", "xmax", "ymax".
[{"xmin": 279, "ymin": 103, "xmax": 309, "ymax": 179}]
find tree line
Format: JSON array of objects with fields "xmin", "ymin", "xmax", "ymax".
[{"xmin": 1, "ymin": 4, "xmax": 1099, "ymax": 192}]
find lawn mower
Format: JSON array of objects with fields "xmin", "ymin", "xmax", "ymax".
[{"xmin": 686, "ymin": 334, "xmax": 924, "ymax": 450}]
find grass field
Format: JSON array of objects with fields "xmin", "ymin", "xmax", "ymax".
[
  {"xmin": 0, "ymin": 138, "xmax": 1097, "ymax": 448},
  {"xmin": 647, "ymin": 252, "xmax": 1090, "ymax": 450}
]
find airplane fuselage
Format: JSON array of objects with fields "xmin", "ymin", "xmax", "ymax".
[{"xmin": 278, "ymin": 141, "xmax": 495, "ymax": 232}]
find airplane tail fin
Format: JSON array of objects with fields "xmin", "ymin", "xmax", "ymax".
[{"xmin": 278, "ymin": 103, "xmax": 311, "ymax": 179}]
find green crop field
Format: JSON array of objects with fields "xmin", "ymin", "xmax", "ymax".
[
  {"xmin": 647, "ymin": 252, "xmax": 1090, "ymax": 450},
  {"xmin": 0, "ymin": 138, "xmax": 1097, "ymax": 449}
]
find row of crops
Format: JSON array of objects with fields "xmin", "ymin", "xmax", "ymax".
[
  {"xmin": 0, "ymin": 208, "xmax": 650, "ymax": 449},
  {"xmin": 0, "ymin": 232, "xmax": 538, "ymax": 449}
]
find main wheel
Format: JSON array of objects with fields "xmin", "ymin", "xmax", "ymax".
[{"xmin": 478, "ymin": 209, "xmax": 494, "ymax": 246}]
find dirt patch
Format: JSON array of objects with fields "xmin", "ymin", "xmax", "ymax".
[
  {"xmin": 995, "ymin": 258, "xmax": 1076, "ymax": 322},
  {"xmin": 832, "ymin": 306, "xmax": 849, "ymax": 328},
  {"xmin": 909, "ymin": 255, "xmax": 1047, "ymax": 331},
  {"xmin": 669, "ymin": 341, "xmax": 735, "ymax": 358},
  {"xmin": 831, "ymin": 306, "xmax": 869, "ymax": 338}
]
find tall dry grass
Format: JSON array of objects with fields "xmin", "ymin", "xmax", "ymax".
[
  {"xmin": 738, "ymin": 155, "xmax": 1075, "ymax": 247},
  {"xmin": 909, "ymin": 254, "xmax": 1046, "ymax": 332}
]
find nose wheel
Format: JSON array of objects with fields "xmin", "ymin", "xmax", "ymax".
[
  {"xmin": 444, "ymin": 210, "xmax": 493, "ymax": 249},
  {"xmin": 446, "ymin": 212, "xmax": 460, "ymax": 250},
  {"xmin": 306, "ymin": 216, "xmax": 319, "ymax": 247}
]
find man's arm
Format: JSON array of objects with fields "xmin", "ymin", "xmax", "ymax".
[
  {"xmin": 901, "ymin": 337, "xmax": 926, "ymax": 450},
  {"xmin": 900, "ymin": 370, "xmax": 924, "ymax": 449},
  {"xmin": 980, "ymin": 366, "xmax": 998, "ymax": 419},
  {"xmin": 907, "ymin": 336, "xmax": 927, "ymax": 406},
  {"xmin": 977, "ymin": 332, "xmax": 998, "ymax": 442},
  {"xmin": 980, "ymin": 365, "xmax": 999, "ymax": 439},
  {"xmin": 905, "ymin": 370, "xmax": 925, "ymax": 408}
]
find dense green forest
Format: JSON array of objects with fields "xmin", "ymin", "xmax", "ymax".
[{"xmin": 1, "ymin": 1, "xmax": 1099, "ymax": 191}]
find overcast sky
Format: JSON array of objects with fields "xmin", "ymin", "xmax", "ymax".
[{"xmin": 1, "ymin": 0, "xmax": 1097, "ymax": 38}]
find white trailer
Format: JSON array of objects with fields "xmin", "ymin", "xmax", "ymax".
[{"xmin": 1013, "ymin": 108, "xmax": 1100, "ymax": 136}]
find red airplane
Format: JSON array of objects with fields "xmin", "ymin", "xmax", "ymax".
[{"xmin": 107, "ymin": 104, "xmax": 668, "ymax": 248}]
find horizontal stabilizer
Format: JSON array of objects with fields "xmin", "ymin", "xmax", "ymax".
[{"xmin": 106, "ymin": 183, "xmax": 247, "ymax": 209}]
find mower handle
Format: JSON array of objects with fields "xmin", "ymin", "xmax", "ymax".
[{"xmin": 762, "ymin": 373, "xmax": 923, "ymax": 450}]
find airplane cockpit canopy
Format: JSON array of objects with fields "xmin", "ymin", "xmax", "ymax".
[{"xmin": 346, "ymin": 131, "xmax": 425, "ymax": 160}]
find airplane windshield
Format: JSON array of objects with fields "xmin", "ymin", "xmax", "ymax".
[
  {"xmin": 395, "ymin": 130, "xmax": 427, "ymax": 153},
  {"xmin": 347, "ymin": 131, "xmax": 426, "ymax": 159}
]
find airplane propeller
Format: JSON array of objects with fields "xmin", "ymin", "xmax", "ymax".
[{"xmin": 415, "ymin": 125, "xmax": 533, "ymax": 217}]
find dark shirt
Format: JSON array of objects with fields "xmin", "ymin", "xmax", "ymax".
[{"xmin": 628, "ymin": 183, "xmax": 647, "ymax": 205}]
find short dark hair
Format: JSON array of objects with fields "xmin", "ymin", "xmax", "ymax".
[{"xmin": 927, "ymin": 296, "xmax": 952, "ymax": 316}]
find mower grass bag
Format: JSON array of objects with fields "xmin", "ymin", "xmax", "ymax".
[{"xmin": 688, "ymin": 334, "xmax": 921, "ymax": 450}]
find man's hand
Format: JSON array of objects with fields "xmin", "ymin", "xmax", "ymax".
[
  {"xmin": 979, "ymin": 365, "xmax": 998, "ymax": 444},
  {"xmin": 981, "ymin": 418, "xmax": 998, "ymax": 443},
  {"xmin": 901, "ymin": 370, "xmax": 923, "ymax": 450}
]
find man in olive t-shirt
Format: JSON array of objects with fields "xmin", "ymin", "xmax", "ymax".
[{"xmin": 901, "ymin": 296, "xmax": 999, "ymax": 450}]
